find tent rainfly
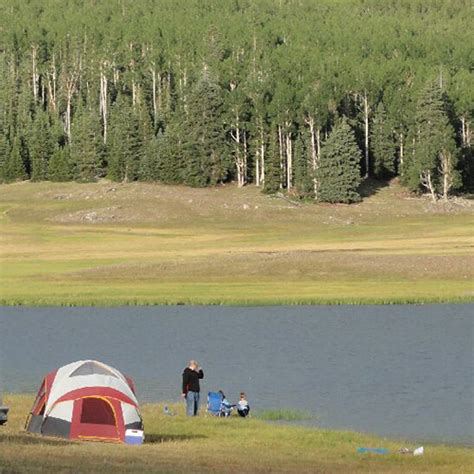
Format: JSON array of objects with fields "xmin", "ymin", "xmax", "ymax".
[{"xmin": 26, "ymin": 360, "xmax": 143, "ymax": 443}]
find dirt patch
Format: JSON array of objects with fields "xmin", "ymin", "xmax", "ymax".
[{"xmin": 50, "ymin": 207, "xmax": 122, "ymax": 223}]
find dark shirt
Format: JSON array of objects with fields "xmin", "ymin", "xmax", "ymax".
[{"xmin": 182, "ymin": 367, "xmax": 204, "ymax": 394}]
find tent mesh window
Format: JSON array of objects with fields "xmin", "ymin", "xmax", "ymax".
[
  {"xmin": 69, "ymin": 362, "xmax": 118, "ymax": 378},
  {"xmin": 80, "ymin": 398, "xmax": 116, "ymax": 425}
]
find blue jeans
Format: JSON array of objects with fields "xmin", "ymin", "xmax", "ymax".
[{"xmin": 186, "ymin": 391, "xmax": 200, "ymax": 416}]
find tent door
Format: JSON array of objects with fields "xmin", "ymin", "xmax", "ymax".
[{"xmin": 70, "ymin": 397, "xmax": 122, "ymax": 441}]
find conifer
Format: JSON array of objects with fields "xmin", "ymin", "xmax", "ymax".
[
  {"xmin": 370, "ymin": 102, "xmax": 396, "ymax": 179},
  {"xmin": 317, "ymin": 118, "xmax": 362, "ymax": 203},
  {"xmin": 6, "ymin": 136, "xmax": 27, "ymax": 181},
  {"xmin": 402, "ymin": 81, "xmax": 459, "ymax": 200},
  {"xmin": 30, "ymin": 110, "xmax": 53, "ymax": 181},
  {"xmin": 263, "ymin": 125, "xmax": 281, "ymax": 194},
  {"xmin": 48, "ymin": 145, "xmax": 71, "ymax": 182},
  {"xmin": 70, "ymin": 105, "xmax": 104, "ymax": 182},
  {"xmin": 181, "ymin": 68, "xmax": 230, "ymax": 187}
]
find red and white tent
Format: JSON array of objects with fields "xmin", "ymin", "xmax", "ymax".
[{"xmin": 26, "ymin": 360, "xmax": 143, "ymax": 442}]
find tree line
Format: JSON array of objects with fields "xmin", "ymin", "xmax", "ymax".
[{"xmin": 0, "ymin": 0, "xmax": 472, "ymax": 202}]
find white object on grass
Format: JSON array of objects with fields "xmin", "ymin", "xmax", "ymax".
[{"xmin": 125, "ymin": 429, "xmax": 145, "ymax": 445}]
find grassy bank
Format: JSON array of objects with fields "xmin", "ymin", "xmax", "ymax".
[
  {"xmin": 1, "ymin": 180, "xmax": 473, "ymax": 306},
  {"xmin": 1, "ymin": 395, "xmax": 472, "ymax": 473}
]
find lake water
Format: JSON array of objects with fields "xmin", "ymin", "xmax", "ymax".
[{"xmin": 1, "ymin": 305, "xmax": 473, "ymax": 445}]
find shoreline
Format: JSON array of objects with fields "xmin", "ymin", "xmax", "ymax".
[
  {"xmin": 1, "ymin": 297, "xmax": 473, "ymax": 307},
  {"xmin": 1, "ymin": 395, "xmax": 472, "ymax": 473},
  {"xmin": 3, "ymin": 393, "xmax": 473, "ymax": 448}
]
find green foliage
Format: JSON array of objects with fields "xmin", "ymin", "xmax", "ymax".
[
  {"xmin": 107, "ymin": 94, "xmax": 143, "ymax": 182},
  {"xmin": 70, "ymin": 106, "xmax": 104, "ymax": 182},
  {"xmin": 293, "ymin": 133, "xmax": 313, "ymax": 196},
  {"xmin": 29, "ymin": 110, "xmax": 53, "ymax": 181},
  {"xmin": 459, "ymin": 147, "xmax": 474, "ymax": 192},
  {"xmin": 402, "ymin": 81, "xmax": 460, "ymax": 198},
  {"xmin": 158, "ymin": 122, "xmax": 186, "ymax": 184},
  {"xmin": 181, "ymin": 69, "xmax": 230, "ymax": 187},
  {"xmin": 370, "ymin": 102, "xmax": 396, "ymax": 179},
  {"xmin": 317, "ymin": 118, "xmax": 362, "ymax": 203},
  {"xmin": 0, "ymin": 129, "xmax": 10, "ymax": 182},
  {"xmin": 48, "ymin": 146, "xmax": 71, "ymax": 182},
  {"xmin": 139, "ymin": 136, "xmax": 162, "ymax": 182},
  {"xmin": 0, "ymin": 0, "xmax": 471, "ymax": 199},
  {"xmin": 263, "ymin": 125, "xmax": 281, "ymax": 194},
  {"xmin": 4, "ymin": 136, "xmax": 27, "ymax": 182}
]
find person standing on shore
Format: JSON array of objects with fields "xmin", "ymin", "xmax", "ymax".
[{"xmin": 182, "ymin": 360, "xmax": 204, "ymax": 416}]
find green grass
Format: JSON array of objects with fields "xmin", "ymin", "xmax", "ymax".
[
  {"xmin": 1, "ymin": 395, "xmax": 472, "ymax": 473},
  {"xmin": 256, "ymin": 409, "xmax": 312, "ymax": 421},
  {"xmin": 0, "ymin": 180, "xmax": 473, "ymax": 306}
]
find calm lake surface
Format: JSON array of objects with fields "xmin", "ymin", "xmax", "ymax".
[{"xmin": 1, "ymin": 305, "xmax": 473, "ymax": 445}]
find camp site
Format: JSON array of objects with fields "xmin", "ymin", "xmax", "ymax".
[{"xmin": 0, "ymin": 0, "xmax": 473, "ymax": 473}]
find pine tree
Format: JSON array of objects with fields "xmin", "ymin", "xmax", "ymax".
[
  {"xmin": 30, "ymin": 110, "xmax": 53, "ymax": 181},
  {"xmin": 370, "ymin": 102, "xmax": 396, "ymax": 179},
  {"xmin": 5, "ymin": 136, "xmax": 27, "ymax": 181},
  {"xmin": 317, "ymin": 118, "xmax": 362, "ymax": 203},
  {"xmin": 107, "ymin": 94, "xmax": 143, "ymax": 182},
  {"xmin": 139, "ymin": 136, "xmax": 161, "ymax": 181},
  {"xmin": 48, "ymin": 145, "xmax": 71, "ymax": 182},
  {"xmin": 70, "ymin": 105, "xmax": 104, "ymax": 182},
  {"xmin": 263, "ymin": 125, "xmax": 281, "ymax": 194},
  {"xmin": 403, "ymin": 81, "xmax": 459, "ymax": 201},
  {"xmin": 158, "ymin": 120, "xmax": 185, "ymax": 184},
  {"xmin": 181, "ymin": 68, "xmax": 230, "ymax": 187},
  {"xmin": 0, "ymin": 129, "xmax": 9, "ymax": 182},
  {"xmin": 293, "ymin": 133, "xmax": 313, "ymax": 196}
]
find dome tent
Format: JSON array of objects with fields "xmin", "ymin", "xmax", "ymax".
[{"xmin": 26, "ymin": 360, "xmax": 143, "ymax": 443}]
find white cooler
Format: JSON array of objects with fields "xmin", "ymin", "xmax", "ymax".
[{"xmin": 125, "ymin": 429, "xmax": 144, "ymax": 445}]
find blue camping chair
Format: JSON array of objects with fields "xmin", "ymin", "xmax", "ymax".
[{"xmin": 207, "ymin": 392, "xmax": 234, "ymax": 417}]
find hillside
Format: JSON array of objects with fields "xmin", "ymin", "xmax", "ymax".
[{"xmin": 1, "ymin": 180, "xmax": 472, "ymax": 305}]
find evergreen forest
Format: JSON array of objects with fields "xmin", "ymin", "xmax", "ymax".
[{"xmin": 0, "ymin": 0, "xmax": 472, "ymax": 202}]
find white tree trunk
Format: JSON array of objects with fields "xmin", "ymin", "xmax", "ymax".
[
  {"xmin": 157, "ymin": 72, "xmax": 162, "ymax": 114},
  {"xmin": 99, "ymin": 63, "xmax": 108, "ymax": 144},
  {"xmin": 31, "ymin": 45, "xmax": 38, "ymax": 101},
  {"xmin": 461, "ymin": 116, "xmax": 472, "ymax": 147},
  {"xmin": 278, "ymin": 125, "xmax": 284, "ymax": 189},
  {"xmin": 132, "ymin": 80, "xmax": 136, "ymax": 107},
  {"xmin": 440, "ymin": 150, "xmax": 453, "ymax": 200},
  {"xmin": 306, "ymin": 116, "xmax": 320, "ymax": 198},
  {"xmin": 243, "ymin": 131, "xmax": 248, "ymax": 186},
  {"xmin": 66, "ymin": 96, "xmax": 72, "ymax": 142},
  {"xmin": 420, "ymin": 171, "xmax": 437, "ymax": 202},
  {"xmin": 47, "ymin": 54, "xmax": 57, "ymax": 112},
  {"xmin": 399, "ymin": 132, "xmax": 404, "ymax": 170},
  {"xmin": 113, "ymin": 66, "xmax": 119, "ymax": 85},
  {"xmin": 255, "ymin": 122, "xmax": 265, "ymax": 186},
  {"xmin": 151, "ymin": 67, "xmax": 157, "ymax": 127},
  {"xmin": 363, "ymin": 91, "xmax": 369, "ymax": 178},
  {"xmin": 231, "ymin": 110, "xmax": 245, "ymax": 188},
  {"xmin": 285, "ymin": 124, "xmax": 292, "ymax": 191},
  {"xmin": 64, "ymin": 65, "xmax": 79, "ymax": 142}
]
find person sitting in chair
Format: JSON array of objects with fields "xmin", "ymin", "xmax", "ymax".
[{"xmin": 237, "ymin": 392, "xmax": 250, "ymax": 418}]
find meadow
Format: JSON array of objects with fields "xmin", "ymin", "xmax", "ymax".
[
  {"xmin": 1, "ymin": 394, "xmax": 473, "ymax": 473},
  {"xmin": 0, "ymin": 180, "xmax": 473, "ymax": 306}
]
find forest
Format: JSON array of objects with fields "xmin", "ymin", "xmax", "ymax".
[{"xmin": 0, "ymin": 0, "xmax": 472, "ymax": 202}]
